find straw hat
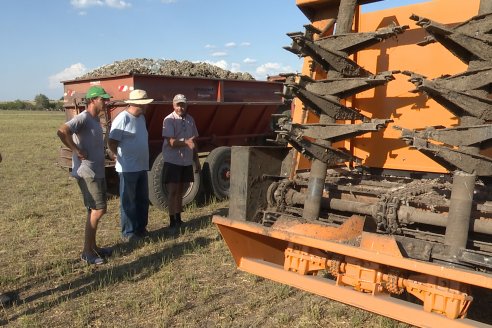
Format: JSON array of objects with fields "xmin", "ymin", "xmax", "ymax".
[{"xmin": 124, "ymin": 89, "xmax": 154, "ymax": 105}]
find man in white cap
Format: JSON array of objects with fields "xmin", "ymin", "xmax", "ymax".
[
  {"xmin": 108, "ymin": 89, "xmax": 153, "ymax": 242},
  {"xmin": 162, "ymin": 94, "xmax": 200, "ymax": 232}
]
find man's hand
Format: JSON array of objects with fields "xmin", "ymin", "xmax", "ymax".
[
  {"xmin": 108, "ymin": 139, "xmax": 119, "ymax": 160},
  {"xmin": 185, "ymin": 137, "xmax": 196, "ymax": 150},
  {"xmin": 75, "ymin": 148, "xmax": 88, "ymax": 160}
]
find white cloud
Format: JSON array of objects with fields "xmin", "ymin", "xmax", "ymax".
[
  {"xmin": 49, "ymin": 63, "xmax": 87, "ymax": 89},
  {"xmin": 70, "ymin": 0, "xmax": 131, "ymax": 9},
  {"xmin": 240, "ymin": 42, "xmax": 251, "ymax": 47},
  {"xmin": 255, "ymin": 62, "xmax": 293, "ymax": 79},
  {"xmin": 230, "ymin": 63, "xmax": 241, "ymax": 72},
  {"xmin": 106, "ymin": 0, "xmax": 131, "ymax": 8},
  {"xmin": 70, "ymin": 0, "xmax": 101, "ymax": 8},
  {"xmin": 161, "ymin": 0, "xmax": 176, "ymax": 3},
  {"xmin": 198, "ymin": 59, "xmax": 296, "ymax": 80},
  {"xmin": 225, "ymin": 42, "xmax": 236, "ymax": 48},
  {"xmin": 204, "ymin": 44, "xmax": 216, "ymax": 49},
  {"xmin": 211, "ymin": 51, "xmax": 227, "ymax": 57},
  {"xmin": 243, "ymin": 58, "xmax": 256, "ymax": 64},
  {"xmin": 204, "ymin": 60, "xmax": 228, "ymax": 70},
  {"xmin": 200, "ymin": 60, "xmax": 241, "ymax": 73}
]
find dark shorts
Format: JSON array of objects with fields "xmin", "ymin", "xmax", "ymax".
[
  {"xmin": 77, "ymin": 177, "xmax": 107, "ymax": 210},
  {"xmin": 163, "ymin": 162, "xmax": 194, "ymax": 184}
]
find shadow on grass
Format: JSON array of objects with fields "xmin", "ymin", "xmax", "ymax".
[{"xmin": 3, "ymin": 207, "xmax": 228, "ymax": 324}]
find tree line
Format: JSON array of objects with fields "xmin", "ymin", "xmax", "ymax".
[{"xmin": 0, "ymin": 94, "xmax": 64, "ymax": 111}]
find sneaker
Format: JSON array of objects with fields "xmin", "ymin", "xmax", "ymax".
[
  {"xmin": 81, "ymin": 253, "xmax": 105, "ymax": 265},
  {"xmin": 95, "ymin": 247, "xmax": 113, "ymax": 258}
]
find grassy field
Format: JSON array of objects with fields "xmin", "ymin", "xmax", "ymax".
[{"xmin": 0, "ymin": 111, "xmax": 411, "ymax": 327}]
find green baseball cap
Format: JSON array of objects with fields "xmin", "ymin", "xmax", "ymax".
[{"xmin": 86, "ymin": 86, "xmax": 111, "ymax": 99}]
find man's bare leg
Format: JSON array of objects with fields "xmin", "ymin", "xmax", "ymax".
[{"xmin": 83, "ymin": 208, "xmax": 106, "ymax": 255}]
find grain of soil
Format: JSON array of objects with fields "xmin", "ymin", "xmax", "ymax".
[{"xmin": 0, "ymin": 110, "xmax": 415, "ymax": 327}]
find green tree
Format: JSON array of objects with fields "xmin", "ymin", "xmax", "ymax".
[
  {"xmin": 34, "ymin": 94, "xmax": 50, "ymax": 110},
  {"xmin": 51, "ymin": 101, "xmax": 64, "ymax": 111}
]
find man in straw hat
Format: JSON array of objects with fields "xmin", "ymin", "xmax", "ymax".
[
  {"xmin": 109, "ymin": 89, "xmax": 154, "ymax": 242},
  {"xmin": 57, "ymin": 85, "xmax": 113, "ymax": 265}
]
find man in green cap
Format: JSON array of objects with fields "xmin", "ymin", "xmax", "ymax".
[{"xmin": 57, "ymin": 85, "xmax": 112, "ymax": 265}]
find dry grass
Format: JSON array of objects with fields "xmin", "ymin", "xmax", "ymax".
[{"xmin": 0, "ymin": 111, "xmax": 412, "ymax": 327}]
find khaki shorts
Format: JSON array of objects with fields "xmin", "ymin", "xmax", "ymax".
[{"xmin": 77, "ymin": 177, "xmax": 107, "ymax": 210}]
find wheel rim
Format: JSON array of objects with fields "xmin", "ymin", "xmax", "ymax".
[
  {"xmin": 182, "ymin": 181, "xmax": 194, "ymax": 198},
  {"xmin": 215, "ymin": 161, "xmax": 230, "ymax": 194}
]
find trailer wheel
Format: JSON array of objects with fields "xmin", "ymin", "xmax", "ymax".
[
  {"xmin": 148, "ymin": 152, "xmax": 201, "ymax": 210},
  {"xmin": 203, "ymin": 146, "xmax": 231, "ymax": 201}
]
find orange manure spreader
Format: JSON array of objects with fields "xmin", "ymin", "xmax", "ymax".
[{"xmin": 213, "ymin": 0, "xmax": 492, "ymax": 326}]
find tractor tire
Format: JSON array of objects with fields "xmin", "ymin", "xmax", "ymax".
[
  {"xmin": 148, "ymin": 152, "xmax": 201, "ymax": 210},
  {"xmin": 203, "ymin": 146, "xmax": 231, "ymax": 201}
]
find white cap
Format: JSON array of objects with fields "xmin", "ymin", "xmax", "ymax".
[{"xmin": 173, "ymin": 94, "xmax": 187, "ymax": 104}]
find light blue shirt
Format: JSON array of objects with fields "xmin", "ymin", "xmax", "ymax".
[{"xmin": 109, "ymin": 110, "xmax": 149, "ymax": 172}]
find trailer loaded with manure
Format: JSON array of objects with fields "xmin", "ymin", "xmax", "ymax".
[{"xmin": 58, "ymin": 60, "xmax": 284, "ymax": 208}]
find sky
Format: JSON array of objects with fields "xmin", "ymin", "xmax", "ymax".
[{"xmin": 0, "ymin": 0, "xmax": 428, "ymax": 101}]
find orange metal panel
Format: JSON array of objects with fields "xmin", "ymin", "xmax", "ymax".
[
  {"xmin": 213, "ymin": 215, "xmax": 492, "ymax": 290},
  {"xmin": 214, "ymin": 215, "xmax": 492, "ymax": 326},
  {"xmin": 352, "ymin": 0, "xmax": 481, "ymax": 173},
  {"xmin": 291, "ymin": 0, "xmax": 483, "ymax": 174},
  {"xmin": 296, "ymin": 0, "xmax": 381, "ymax": 22},
  {"xmin": 239, "ymin": 258, "xmax": 489, "ymax": 328},
  {"xmin": 272, "ymin": 214, "xmax": 366, "ymax": 240}
]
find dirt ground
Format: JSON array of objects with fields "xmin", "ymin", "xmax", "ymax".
[
  {"xmin": 0, "ymin": 111, "xmax": 414, "ymax": 327},
  {"xmin": 1, "ymin": 111, "xmax": 490, "ymax": 327}
]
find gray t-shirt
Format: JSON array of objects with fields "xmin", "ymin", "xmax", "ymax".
[
  {"xmin": 109, "ymin": 110, "xmax": 149, "ymax": 173},
  {"xmin": 162, "ymin": 111, "xmax": 199, "ymax": 166},
  {"xmin": 65, "ymin": 111, "xmax": 105, "ymax": 179}
]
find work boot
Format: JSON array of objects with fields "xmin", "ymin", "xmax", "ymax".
[
  {"xmin": 169, "ymin": 214, "xmax": 176, "ymax": 228},
  {"xmin": 175, "ymin": 213, "xmax": 183, "ymax": 228},
  {"xmin": 168, "ymin": 215, "xmax": 178, "ymax": 234}
]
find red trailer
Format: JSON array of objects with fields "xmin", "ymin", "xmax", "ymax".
[{"xmin": 59, "ymin": 73, "xmax": 284, "ymax": 208}]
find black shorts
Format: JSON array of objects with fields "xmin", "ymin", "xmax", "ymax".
[{"xmin": 163, "ymin": 162, "xmax": 194, "ymax": 184}]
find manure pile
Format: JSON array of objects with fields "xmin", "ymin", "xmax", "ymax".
[{"xmin": 77, "ymin": 58, "xmax": 255, "ymax": 80}]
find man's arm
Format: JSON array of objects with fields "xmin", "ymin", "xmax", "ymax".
[
  {"xmin": 57, "ymin": 123, "xmax": 86, "ymax": 160},
  {"xmin": 162, "ymin": 117, "xmax": 195, "ymax": 149},
  {"xmin": 107, "ymin": 139, "xmax": 119, "ymax": 160},
  {"xmin": 167, "ymin": 137, "xmax": 195, "ymax": 149}
]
